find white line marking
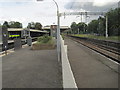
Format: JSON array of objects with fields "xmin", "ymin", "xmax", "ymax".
[{"xmin": 61, "ymin": 36, "xmax": 78, "ymax": 89}]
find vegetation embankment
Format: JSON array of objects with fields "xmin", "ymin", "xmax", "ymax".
[
  {"xmin": 32, "ymin": 35, "xmax": 55, "ymax": 50},
  {"xmin": 36, "ymin": 35, "xmax": 55, "ymax": 45},
  {"xmin": 71, "ymin": 34, "xmax": 119, "ymax": 41}
]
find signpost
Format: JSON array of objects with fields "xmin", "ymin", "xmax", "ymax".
[
  {"xmin": 21, "ymin": 29, "xmax": 29, "ymax": 42},
  {"xmin": 21, "ymin": 29, "xmax": 32, "ymax": 46},
  {"xmin": 14, "ymin": 38, "xmax": 22, "ymax": 50},
  {"xmin": 27, "ymin": 36, "xmax": 32, "ymax": 46},
  {"xmin": 2, "ymin": 26, "xmax": 8, "ymax": 55},
  {"xmin": 50, "ymin": 25, "xmax": 57, "ymax": 38}
]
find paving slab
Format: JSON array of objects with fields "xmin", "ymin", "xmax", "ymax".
[
  {"xmin": 65, "ymin": 37, "xmax": 118, "ymax": 88},
  {"xmin": 2, "ymin": 46, "xmax": 62, "ymax": 88}
]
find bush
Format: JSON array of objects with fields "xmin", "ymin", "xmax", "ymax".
[{"xmin": 37, "ymin": 35, "xmax": 54, "ymax": 44}]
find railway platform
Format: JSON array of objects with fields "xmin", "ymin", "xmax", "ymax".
[
  {"xmin": 2, "ymin": 45, "xmax": 62, "ymax": 88},
  {"xmin": 64, "ymin": 37, "xmax": 119, "ymax": 88}
]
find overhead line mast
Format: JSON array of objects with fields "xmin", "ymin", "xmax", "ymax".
[{"xmin": 60, "ymin": 11, "xmax": 108, "ymax": 38}]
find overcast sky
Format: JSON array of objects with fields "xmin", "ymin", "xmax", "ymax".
[{"xmin": 0, "ymin": 0, "xmax": 119, "ymax": 27}]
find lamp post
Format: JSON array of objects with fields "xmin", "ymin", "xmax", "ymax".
[
  {"xmin": 105, "ymin": 15, "xmax": 108, "ymax": 38},
  {"xmin": 52, "ymin": 0, "xmax": 61, "ymax": 62},
  {"xmin": 37, "ymin": 0, "xmax": 61, "ymax": 61},
  {"xmin": 99, "ymin": 15, "xmax": 108, "ymax": 38}
]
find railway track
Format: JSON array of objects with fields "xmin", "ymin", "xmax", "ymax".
[{"xmin": 67, "ymin": 35, "xmax": 120, "ymax": 64}]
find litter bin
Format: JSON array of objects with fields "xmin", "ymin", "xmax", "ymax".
[{"xmin": 27, "ymin": 36, "xmax": 32, "ymax": 46}]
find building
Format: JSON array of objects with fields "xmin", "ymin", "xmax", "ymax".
[{"xmin": 42, "ymin": 25, "xmax": 70, "ymax": 32}]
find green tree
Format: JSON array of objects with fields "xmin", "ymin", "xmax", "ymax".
[
  {"xmin": 98, "ymin": 16, "xmax": 106, "ymax": 36},
  {"xmin": 77, "ymin": 22, "xmax": 87, "ymax": 34},
  {"xmin": 8, "ymin": 21, "xmax": 22, "ymax": 28},
  {"xmin": 70, "ymin": 7, "xmax": 119, "ymax": 36},
  {"xmin": 27, "ymin": 22, "xmax": 42, "ymax": 30},
  {"xmin": 70, "ymin": 22, "xmax": 78, "ymax": 34},
  {"xmin": 106, "ymin": 8, "xmax": 120, "ymax": 36},
  {"xmin": 27, "ymin": 23, "xmax": 32, "ymax": 29},
  {"xmin": 14, "ymin": 22, "xmax": 22, "ymax": 28},
  {"xmin": 35, "ymin": 22, "xmax": 42, "ymax": 30},
  {"xmin": 0, "ymin": 24, "xmax": 1, "ymax": 26},
  {"xmin": 3, "ymin": 21, "xmax": 9, "ymax": 28},
  {"xmin": 27, "ymin": 22, "xmax": 35, "ymax": 29},
  {"xmin": 87, "ymin": 20, "xmax": 99, "ymax": 34}
]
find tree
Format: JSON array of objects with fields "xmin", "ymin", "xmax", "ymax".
[
  {"xmin": 77, "ymin": 22, "xmax": 87, "ymax": 34},
  {"xmin": 27, "ymin": 22, "xmax": 35, "ymax": 29},
  {"xmin": 31, "ymin": 22, "xmax": 35, "ymax": 29},
  {"xmin": 70, "ymin": 22, "xmax": 78, "ymax": 34},
  {"xmin": 27, "ymin": 23, "xmax": 32, "ymax": 29},
  {"xmin": 4, "ymin": 21, "xmax": 23, "ymax": 28},
  {"xmin": 14, "ymin": 22, "xmax": 22, "ymax": 28},
  {"xmin": 87, "ymin": 20, "xmax": 99, "ymax": 34},
  {"xmin": 106, "ymin": 8, "xmax": 120, "ymax": 36},
  {"xmin": 0, "ymin": 24, "xmax": 1, "ymax": 26},
  {"xmin": 27, "ymin": 22, "xmax": 42, "ymax": 30},
  {"xmin": 35, "ymin": 22, "xmax": 42, "ymax": 30},
  {"xmin": 70, "ymin": 7, "xmax": 120, "ymax": 36},
  {"xmin": 3, "ymin": 21, "xmax": 9, "ymax": 28},
  {"xmin": 98, "ymin": 16, "xmax": 106, "ymax": 36}
]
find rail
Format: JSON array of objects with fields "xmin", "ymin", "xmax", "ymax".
[{"xmin": 69, "ymin": 35, "xmax": 120, "ymax": 54}]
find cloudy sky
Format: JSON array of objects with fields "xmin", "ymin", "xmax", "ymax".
[{"xmin": 0, "ymin": 0, "xmax": 119, "ymax": 27}]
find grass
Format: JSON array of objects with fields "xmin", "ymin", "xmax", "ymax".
[
  {"xmin": 72, "ymin": 34, "xmax": 119, "ymax": 41},
  {"xmin": 61, "ymin": 34, "xmax": 65, "ymax": 40}
]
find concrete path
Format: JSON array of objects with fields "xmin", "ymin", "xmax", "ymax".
[
  {"xmin": 2, "ymin": 46, "xmax": 62, "ymax": 88},
  {"xmin": 65, "ymin": 37, "xmax": 118, "ymax": 88}
]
